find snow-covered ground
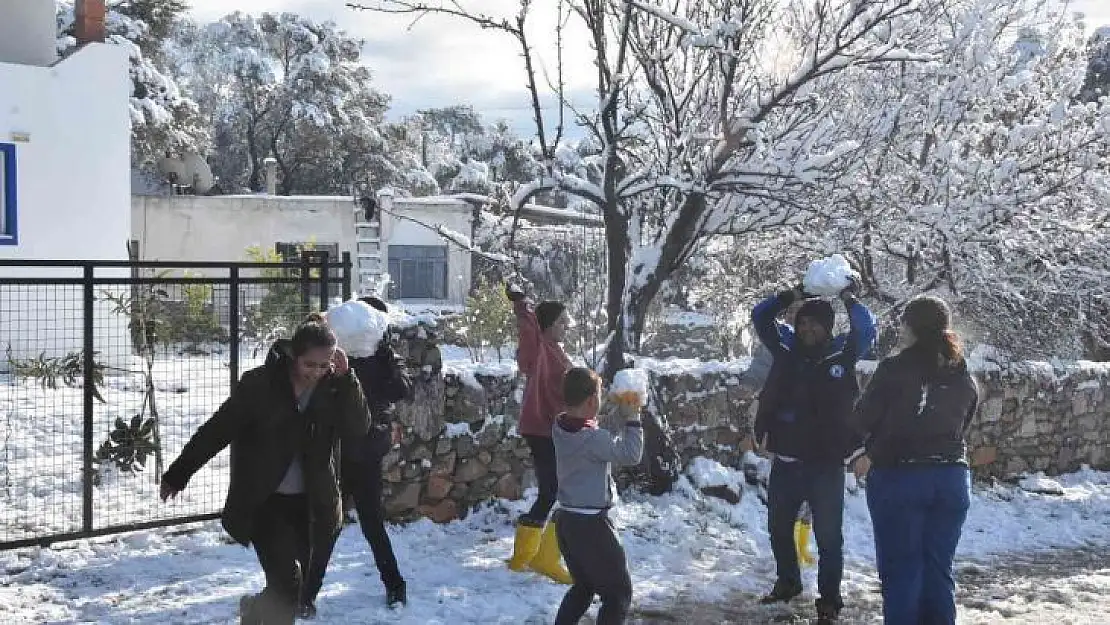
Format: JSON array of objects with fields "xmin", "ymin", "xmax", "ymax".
[{"xmin": 1, "ymin": 460, "xmax": 1107, "ymax": 624}]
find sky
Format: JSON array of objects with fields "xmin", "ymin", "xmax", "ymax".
[{"xmin": 185, "ymin": 0, "xmax": 1110, "ymax": 136}]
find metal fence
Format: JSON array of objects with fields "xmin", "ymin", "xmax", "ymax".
[{"xmin": 0, "ymin": 252, "xmax": 352, "ymax": 550}]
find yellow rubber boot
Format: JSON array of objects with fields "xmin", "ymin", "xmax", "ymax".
[
  {"xmin": 506, "ymin": 522, "xmax": 543, "ymax": 572},
  {"xmin": 529, "ymin": 521, "xmax": 573, "ymax": 584},
  {"xmin": 795, "ymin": 519, "xmax": 816, "ymax": 567}
]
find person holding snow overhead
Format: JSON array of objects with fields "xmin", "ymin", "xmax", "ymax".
[
  {"xmin": 751, "ymin": 278, "xmax": 876, "ymax": 624},
  {"xmin": 299, "ymin": 296, "xmax": 412, "ymax": 616},
  {"xmin": 851, "ymin": 296, "xmax": 978, "ymax": 625},
  {"xmin": 160, "ymin": 314, "xmax": 370, "ymax": 625},
  {"xmin": 505, "ymin": 278, "xmax": 574, "ymax": 584},
  {"xmin": 551, "ymin": 367, "xmax": 643, "ymax": 625}
]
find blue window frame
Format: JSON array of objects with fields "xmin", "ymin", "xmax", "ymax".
[
  {"xmin": 388, "ymin": 245, "xmax": 449, "ymax": 300},
  {"xmin": 0, "ymin": 143, "xmax": 16, "ymax": 246}
]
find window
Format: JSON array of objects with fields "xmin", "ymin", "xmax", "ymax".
[
  {"xmin": 0, "ymin": 143, "xmax": 16, "ymax": 245},
  {"xmin": 388, "ymin": 245, "xmax": 449, "ymax": 300}
]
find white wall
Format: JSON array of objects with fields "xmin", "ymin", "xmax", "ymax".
[
  {"xmin": 132, "ymin": 195, "xmax": 358, "ymax": 270},
  {"xmin": 384, "ymin": 197, "xmax": 474, "ymax": 307},
  {"xmin": 0, "ymin": 43, "xmax": 131, "ymax": 369}
]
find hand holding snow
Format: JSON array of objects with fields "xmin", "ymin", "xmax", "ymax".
[
  {"xmin": 325, "ymin": 300, "xmax": 389, "ymax": 358},
  {"xmin": 610, "ymin": 368, "xmax": 649, "ymax": 407},
  {"xmin": 803, "ymin": 254, "xmax": 859, "ymax": 296}
]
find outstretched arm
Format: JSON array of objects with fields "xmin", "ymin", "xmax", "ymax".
[
  {"xmin": 842, "ymin": 294, "xmax": 878, "ymax": 360},
  {"xmin": 586, "ymin": 421, "xmax": 645, "ymax": 467},
  {"xmin": 513, "ymin": 298, "xmax": 541, "ymax": 376},
  {"xmin": 161, "ymin": 380, "xmax": 250, "ymax": 497}
]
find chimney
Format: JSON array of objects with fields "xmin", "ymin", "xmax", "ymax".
[
  {"xmin": 263, "ymin": 157, "xmax": 278, "ymax": 195},
  {"xmin": 74, "ymin": 0, "xmax": 107, "ymax": 45}
]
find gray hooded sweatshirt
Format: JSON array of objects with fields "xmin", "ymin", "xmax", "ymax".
[{"xmin": 552, "ymin": 414, "xmax": 644, "ymax": 511}]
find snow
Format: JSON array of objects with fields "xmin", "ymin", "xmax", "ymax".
[
  {"xmin": 610, "ymin": 368, "xmax": 649, "ymax": 403},
  {"xmin": 325, "ymin": 300, "xmax": 389, "ymax": 358},
  {"xmin": 802, "ymin": 254, "xmax": 859, "ymax": 296},
  {"xmin": 686, "ymin": 457, "xmax": 742, "ymax": 491},
  {"xmin": 1019, "ymin": 472, "xmax": 1066, "ymax": 496},
  {"xmin": 2, "ymin": 462, "xmax": 1108, "ymax": 623}
]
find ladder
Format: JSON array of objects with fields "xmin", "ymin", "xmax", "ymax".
[{"xmin": 354, "ymin": 207, "xmax": 384, "ymax": 297}]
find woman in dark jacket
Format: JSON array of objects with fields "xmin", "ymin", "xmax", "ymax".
[
  {"xmin": 160, "ymin": 314, "xmax": 370, "ymax": 625},
  {"xmin": 852, "ymin": 296, "xmax": 979, "ymax": 625},
  {"xmin": 300, "ymin": 296, "xmax": 413, "ymax": 615}
]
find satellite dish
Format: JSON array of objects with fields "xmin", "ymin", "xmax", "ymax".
[
  {"xmin": 182, "ymin": 153, "xmax": 214, "ymax": 194},
  {"xmin": 157, "ymin": 156, "xmax": 188, "ymax": 185}
]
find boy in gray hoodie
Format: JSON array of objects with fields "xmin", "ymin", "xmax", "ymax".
[{"xmin": 551, "ymin": 367, "xmax": 645, "ymax": 625}]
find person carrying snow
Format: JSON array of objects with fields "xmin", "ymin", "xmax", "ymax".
[
  {"xmin": 551, "ymin": 367, "xmax": 644, "ymax": 625},
  {"xmin": 751, "ymin": 278, "xmax": 876, "ymax": 624},
  {"xmin": 160, "ymin": 314, "xmax": 370, "ymax": 625},
  {"xmin": 504, "ymin": 279, "xmax": 574, "ymax": 584},
  {"xmin": 851, "ymin": 296, "xmax": 978, "ymax": 625},
  {"xmin": 299, "ymin": 296, "xmax": 412, "ymax": 615}
]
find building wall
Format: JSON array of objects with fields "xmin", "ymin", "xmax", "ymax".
[
  {"xmin": 384, "ymin": 197, "xmax": 474, "ymax": 308},
  {"xmin": 0, "ymin": 42, "xmax": 131, "ymax": 369},
  {"xmin": 132, "ymin": 195, "xmax": 358, "ymax": 273}
]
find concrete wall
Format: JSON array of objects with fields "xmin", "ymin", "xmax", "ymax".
[
  {"xmin": 377, "ymin": 195, "xmax": 474, "ymax": 307},
  {"xmin": 132, "ymin": 195, "xmax": 358, "ymax": 272},
  {"xmin": 0, "ymin": 41, "xmax": 131, "ymax": 367}
]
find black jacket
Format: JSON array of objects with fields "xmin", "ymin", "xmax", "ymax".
[
  {"xmin": 162, "ymin": 340, "xmax": 370, "ymax": 546},
  {"xmin": 752, "ymin": 291, "xmax": 877, "ymax": 465},
  {"xmin": 348, "ymin": 342, "xmax": 413, "ymax": 461},
  {"xmin": 852, "ymin": 348, "xmax": 979, "ymax": 468}
]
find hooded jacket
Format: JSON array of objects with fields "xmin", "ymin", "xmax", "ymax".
[
  {"xmin": 348, "ymin": 341, "xmax": 414, "ymax": 460},
  {"xmin": 751, "ymin": 291, "xmax": 877, "ymax": 464},
  {"xmin": 161, "ymin": 340, "xmax": 370, "ymax": 546},
  {"xmin": 552, "ymin": 414, "xmax": 643, "ymax": 510},
  {"xmin": 515, "ymin": 299, "xmax": 572, "ymax": 438}
]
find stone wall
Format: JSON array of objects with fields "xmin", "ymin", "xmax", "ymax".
[{"xmin": 380, "ymin": 338, "xmax": 1110, "ymax": 522}]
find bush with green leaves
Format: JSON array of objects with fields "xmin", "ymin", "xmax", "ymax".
[
  {"xmin": 92, "ymin": 415, "xmax": 158, "ymax": 483},
  {"xmin": 242, "ymin": 244, "xmax": 315, "ymax": 347},
  {"xmin": 462, "ymin": 278, "xmax": 513, "ymax": 362},
  {"xmin": 6, "ymin": 348, "xmax": 106, "ymax": 403}
]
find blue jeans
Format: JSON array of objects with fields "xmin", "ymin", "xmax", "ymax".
[
  {"xmin": 767, "ymin": 459, "xmax": 846, "ymax": 606},
  {"xmin": 866, "ymin": 465, "xmax": 971, "ymax": 625}
]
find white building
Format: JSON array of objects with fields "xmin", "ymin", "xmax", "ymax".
[
  {"xmin": 0, "ymin": 0, "xmax": 131, "ymax": 366},
  {"xmin": 132, "ymin": 185, "xmax": 477, "ymax": 308}
]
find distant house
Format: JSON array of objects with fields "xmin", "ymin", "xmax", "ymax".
[
  {"xmin": 0, "ymin": 0, "xmax": 131, "ymax": 366},
  {"xmin": 132, "ymin": 174, "xmax": 478, "ymax": 308}
]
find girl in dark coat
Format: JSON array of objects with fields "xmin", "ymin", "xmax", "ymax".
[
  {"xmin": 852, "ymin": 296, "xmax": 979, "ymax": 625},
  {"xmin": 161, "ymin": 314, "xmax": 370, "ymax": 625}
]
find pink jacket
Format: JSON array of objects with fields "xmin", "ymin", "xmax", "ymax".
[{"xmin": 514, "ymin": 300, "xmax": 571, "ymax": 438}]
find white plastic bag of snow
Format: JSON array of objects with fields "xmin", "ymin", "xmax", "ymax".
[
  {"xmin": 610, "ymin": 368, "xmax": 649, "ymax": 404},
  {"xmin": 802, "ymin": 254, "xmax": 859, "ymax": 296},
  {"xmin": 325, "ymin": 300, "xmax": 389, "ymax": 358}
]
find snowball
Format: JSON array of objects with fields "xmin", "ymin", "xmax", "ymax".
[
  {"xmin": 802, "ymin": 254, "xmax": 859, "ymax": 296},
  {"xmin": 325, "ymin": 300, "xmax": 389, "ymax": 358},
  {"xmin": 610, "ymin": 368, "xmax": 649, "ymax": 404}
]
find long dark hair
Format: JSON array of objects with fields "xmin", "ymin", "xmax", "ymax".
[
  {"xmin": 901, "ymin": 296, "xmax": 963, "ymax": 375},
  {"xmin": 290, "ymin": 312, "xmax": 336, "ymax": 356}
]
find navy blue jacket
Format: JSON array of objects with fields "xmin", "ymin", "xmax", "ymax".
[{"xmin": 752, "ymin": 291, "xmax": 877, "ymax": 465}]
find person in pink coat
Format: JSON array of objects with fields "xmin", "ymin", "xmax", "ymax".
[{"xmin": 504, "ymin": 279, "xmax": 574, "ymax": 584}]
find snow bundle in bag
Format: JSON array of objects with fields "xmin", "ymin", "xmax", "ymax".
[
  {"xmin": 325, "ymin": 300, "xmax": 389, "ymax": 358},
  {"xmin": 610, "ymin": 368, "xmax": 649, "ymax": 407},
  {"xmin": 802, "ymin": 254, "xmax": 859, "ymax": 296}
]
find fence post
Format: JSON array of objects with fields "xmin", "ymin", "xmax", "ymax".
[
  {"xmin": 341, "ymin": 251, "xmax": 352, "ymax": 302},
  {"xmin": 228, "ymin": 267, "xmax": 240, "ymax": 388},
  {"xmin": 317, "ymin": 251, "xmax": 330, "ymax": 313},
  {"xmin": 82, "ymin": 263, "xmax": 95, "ymax": 535},
  {"xmin": 300, "ymin": 252, "xmax": 311, "ymax": 314}
]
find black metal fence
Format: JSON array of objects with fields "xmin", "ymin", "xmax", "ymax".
[{"xmin": 0, "ymin": 252, "xmax": 352, "ymax": 550}]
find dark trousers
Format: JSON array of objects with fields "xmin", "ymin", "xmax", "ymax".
[
  {"xmin": 766, "ymin": 458, "xmax": 845, "ymax": 606},
  {"xmin": 246, "ymin": 494, "xmax": 310, "ymax": 625},
  {"xmin": 553, "ymin": 510, "xmax": 633, "ymax": 625},
  {"xmin": 302, "ymin": 455, "xmax": 404, "ymax": 604},
  {"xmin": 523, "ymin": 435, "xmax": 558, "ymax": 524},
  {"xmin": 867, "ymin": 465, "xmax": 970, "ymax": 625}
]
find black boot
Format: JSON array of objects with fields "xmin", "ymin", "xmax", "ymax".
[
  {"xmin": 759, "ymin": 580, "xmax": 802, "ymax": 605},
  {"xmin": 297, "ymin": 601, "xmax": 317, "ymax": 619},
  {"xmin": 815, "ymin": 597, "xmax": 842, "ymax": 624},
  {"xmin": 386, "ymin": 579, "xmax": 407, "ymax": 609},
  {"xmin": 239, "ymin": 594, "xmax": 262, "ymax": 625}
]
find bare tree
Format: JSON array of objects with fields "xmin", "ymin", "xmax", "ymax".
[{"xmin": 349, "ymin": 0, "xmax": 938, "ymax": 377}]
